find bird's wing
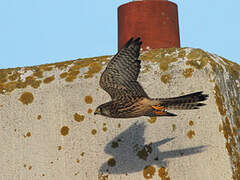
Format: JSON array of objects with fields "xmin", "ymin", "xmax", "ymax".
[{"xmin": 100, "ymin": 38, "xmax": 148, "ymax": 102}]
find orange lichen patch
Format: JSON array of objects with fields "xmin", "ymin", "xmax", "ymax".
[
  {"xmin": 172, "ymin": 124, "xmax": 176, "ymax": 132},
  {"xmin": 91, "ymin": 129, "xmax": 97, "ymax": 135},
  {"xmin": 182, "ymin": 68, "xmax": 194, "ymax": 78},
  {"xmin": 98, "ymin": 174, "xmax": 109, "ymax": 180},
  {"xmin": 85, "ymin": 96, "xmax": 93, "ymax": 104},
  {"xmin": 59, "ymin": 72, "xmax": 68, "ymax": 79},
  {"xmin": 74, "ymin": 113, "xmax": 85, "ymax": 122},
  {"xmin": 148, "ymin": 117, "xmax": 157, "ymax": 124},
  {"xmin": 19, "ymin": 92, "xmax": 34, "ymax": 105},
  {"xmin": 76, "ymin": 159, "xmax": 80, "ymax": 163},
  {"xmin": 161, "ymin": 74, "xmax": 171, "ymax": 84},
  {"xmin": 107, "ymin": 158, "xmax": 116, "ymax": 167},
  {"xmin": 37, "ymin": 115, "xmax": 41, "ymax": 120},
  {"xmin": 189, "ymin": 120, "xmax": 194, "ymax": 126},
  {"xmin": 111, "ymin": 141, "xmax": 119, "ymax": 148},
  {"xmin": 143, "ymin": 165, "xmax": 156, "ymax": 179},
  {"xmin": 84, "ymin": 62, "xmax": 102, "ymax": 78},
  {"xmin": 214, "ymin": 84, "xmax": 226, "ymax": 116},
  {"xmin": 58, "ymin": 146, "xmax": 62, "ymax": 151},
  {"xmin": 24, "ymin": 132, "xmax": 31, "ymax": 138},
  {"xmin": 187, "ymin": 130, "xmax": 195, "ymax": 139},
  {"xmin": 60, "ymin": 126, "xmax": 69, "ymax": 136},
  {"xmin": 88, "ymin": 108, "xmax": 93, "ymax": 114},
  {"xmin": 158, "ymin": 167, "xmax": 170, "ymax": 180},
  {"xmin": 43, "ymin": 75, "xmax": 55, "ymax": 84},
  {"xmin": 28, "ymin": 165, "xmax": 32, "ymax": 170},
  {"xmin": 65, "ymin": 70, "xmax": 80, "ymax": 82}
]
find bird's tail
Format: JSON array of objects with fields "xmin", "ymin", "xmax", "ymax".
[{"xmin": 154, "ymin": 91, "xmax": 208, "ymax": 110}]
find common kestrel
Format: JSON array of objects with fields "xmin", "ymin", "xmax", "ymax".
[{"xmin": 94, "ymin": 37, "xmax": 208, "ymax": 118}]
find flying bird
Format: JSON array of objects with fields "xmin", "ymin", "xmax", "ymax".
[{"xmin": 94, "ymin": 37, "xmax": 208, "ymax": 118}]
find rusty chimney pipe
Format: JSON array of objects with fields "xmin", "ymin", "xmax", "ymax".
[{"xmin": 118, "ymin": 0, "xmax": 180, "ymax": 50}]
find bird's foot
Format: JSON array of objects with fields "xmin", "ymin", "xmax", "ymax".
[{"xmin": 152, "ymin": 105, "xmax": 166, "ymax": 111}]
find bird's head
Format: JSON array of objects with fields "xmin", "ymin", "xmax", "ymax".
[{"xmin": 94, "ymin": 103, "xmax": 112, "ymax": 117}]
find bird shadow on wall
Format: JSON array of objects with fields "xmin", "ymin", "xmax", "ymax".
[{"xmin": 99, "ymin": 121, "xmax": 207, "ymax": 175}]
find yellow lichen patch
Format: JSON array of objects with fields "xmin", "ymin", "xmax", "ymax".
[
  {"xmin": 43, "ymin": 75, "xmax": 55, "ymax": 84},
  {"xmin": 37, "ymin": 115, "xmax": 41, "ymax": 120},
  {"xmin": 58, "ymin": 146, "xmax": 62, "ymax": 151},
  {"xmin": 187, "ymin": 130, "xmax": 195, "ymax": 139},
  {"xmin": 214, "ymin": 84, "xmax": 226, "ymax": 116},
  {"xmin": 182, "ymin": 68, "xmax": 194, "ymax": 78},
  {"xmin": 23, "ymin": 164, "xmax": 27, "ymax": 168},
  {"xmin": 118, "ymin": 123, "xmax": 121, "ymax": 128},
  {"xmin": 220, "ymin": 56, "xmax": 240, "ymax": 80},
  {"xmin": 143, "ymin": 165, "xmax": 156, "ymax": 179},
  {"xmin": 91, "ymin": 129, "xmax": 97, "ymax": 135},
  {"xmin": 31, "ymin": 80, "xmax": 41, "ymax": 89},
  {"xmin": 158, "ymin": 167, "xmax": 170, "ymax": 180},
  {"xmin": 98, "ymin": 174, "xmax": 108, "ymax": 180},
  {"xmin": 28, "ymin": 165, "xmax": 32, "ymax": 170},
  {"xmin": 189, "ymin": 120, "xmax": 194, "ymax": 126},
  {"xmin": 59, "ymin": 72, "xmax": 68, "ymax": 79},
  {"xmin": 88, "ymin": 108, "xmax": 93, "ymax": 114},
  {"xmin": 161, "ymin": 74, "xmax": 171, "ymax": 84},
  {"xmin": 33, "ymin": 70, "xmax": 43, "ymax": 78},
  {"xmin": 107, "ymin": 158, "xmax": 116, "ymax": 167},
  {"xmin": 140, "ymin": 48, "xmax": 180, "ymax": 71},
  {"xmin": 172, "ymin": 124, "xmax": 176, "ymax": 132},
  {"xmin": 60, "ymin": 126, "xmax": 69, "ymax": 136},
  {"xmin": 159, "ymin": 56, "xmax": 178, "ymax": 72},
  {"xmin": 178, "ymin": 49, "xmax": 186, "ymax": 59},
  {"xmin": 148, "ymin": 117, "xmax": 157, "ymax": 124},
  {"xmin": 74, "ymin": 113, "xmax": 85, "ymax": 122},
  {"xmin": 19, "ymin": 92, "xmax": 34, "ymax": 105},
  {"xmin": 76, "ymin": 159, "xmax": 80, "ymax": 163},
  {"xmin": 8, "ymin": 72, "xmax": 19, "ymax": 81},
  {"xmin": 84, "ymin": 62, "xmax": 102, "ymax": 78},
  {"xmin": 103, "ymin": 127, "xmax": 107, "ymax": 132},
  {"xmin": 186, "ymin": 49, "xmax": 209, "ymax": 70},
  {"xmin": 85, "ymin": 96, "xmax": 93, "ymax": 104},
  {"xmin": 0, "ymin": 71, "xmax": 8, "ymax": 83},
  {"xmin": 142, "ymin": 64, "xmax": 151, "ymax": 73},
  {"xmin": 137, "ymin": 144, "xmax": 152, "ymax": 160}
]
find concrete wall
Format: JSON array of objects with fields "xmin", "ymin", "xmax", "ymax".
[{"xmin": 0, "ymin": 48, "xmax": 239, "ymax": 180}]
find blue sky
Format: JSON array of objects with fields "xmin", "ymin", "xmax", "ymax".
[{"xmin": 0, "ymin": 0, "xmax": 239, "ymax": 69}]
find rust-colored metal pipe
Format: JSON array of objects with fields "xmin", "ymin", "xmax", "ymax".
[{"xmin": 118, "ymin": 0, "xmax": 180, "ymax": 50}]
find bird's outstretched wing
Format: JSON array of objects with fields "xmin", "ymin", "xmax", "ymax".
[{"xmin": 100, "ymin": 37, "xmax": 148, "ymax": 102}]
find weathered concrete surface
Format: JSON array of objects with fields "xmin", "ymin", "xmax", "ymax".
[{"xmin": 0, "ymin": 48, "xmax": 239, "ymax": 180}]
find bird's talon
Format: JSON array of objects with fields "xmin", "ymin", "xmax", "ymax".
[{"xmin": 152, "ymin": 105, "xmax": 166, "ymax": 111}]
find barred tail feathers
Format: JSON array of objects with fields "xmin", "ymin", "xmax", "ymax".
[{"xmin": 155, "ymin": 91, "xmax": 208, "ymax": 110}]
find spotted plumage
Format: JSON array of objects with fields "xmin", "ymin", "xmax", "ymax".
[{"xmin": 94, "ymin": 37, "xmax": 208, "ymax": 118}]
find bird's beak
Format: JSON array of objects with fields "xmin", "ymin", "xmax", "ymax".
[{"xmin": 94, "ymin": 109, "xmax": 100, "ymax": 115}]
